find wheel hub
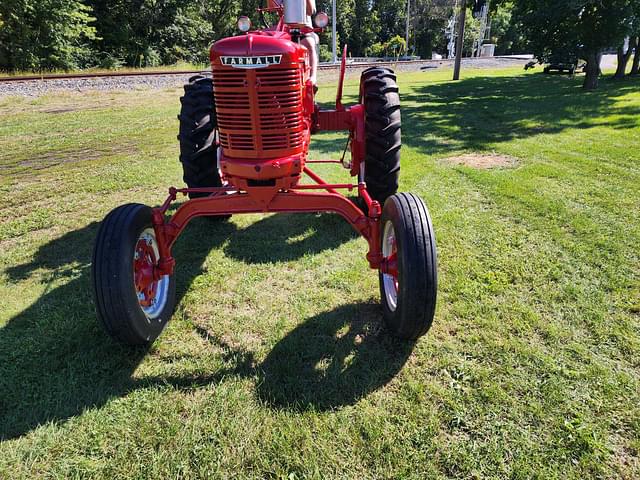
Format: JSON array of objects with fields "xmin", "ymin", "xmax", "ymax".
[
  {"xmin": 133, "ymin": 229, "xmax": 170, "ymax": 319},
  {"xmin": 134, "ymin": 238, "xmax": 158, "ymax": 308},
  {"xmin": 381, "ymin": 221, "xmax": 399, "ymax": 312}
]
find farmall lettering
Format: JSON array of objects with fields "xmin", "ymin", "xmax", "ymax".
[{"xmin": 220, "ymin": 55, "xmax": 282, "ymax": 69}]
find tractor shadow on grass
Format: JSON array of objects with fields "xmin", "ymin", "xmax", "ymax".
[
  {"xmin": 255, "ymin": 302, "xmax": 414, "ymax": 411},
  {"xmin": 0, "ymin": 210, "xmax": 369, "ymax": 438},
  {"xmin": 143, "ymin": 300, "xmax": 414, "ymax": 412},
  {"xmin": 0, "ymin": 216, "xmax": 236, "ymax": 440}
]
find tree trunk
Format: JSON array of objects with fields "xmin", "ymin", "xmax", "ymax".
[
  {"xmin": 631, "ymin": 38, "xmax": 640, "ymax": 76},
  {"xmin": 583, "ymin": 51, "xmax": 602, "ymax": 90},
  {"xmin": 614, "ymin": 45, "xmax": 633, "ymax": 79}
]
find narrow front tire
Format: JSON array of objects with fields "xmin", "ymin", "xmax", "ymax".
[
  {"xmin": 92, "ymin": 204, "xmax": 176, "ymax": 346},
  {"xmin": 379, "ymin": 193, "xmax": 437, "ymax": 340}
]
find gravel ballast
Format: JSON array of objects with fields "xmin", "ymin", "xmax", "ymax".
[{"xmin": 0, "ymin": 57, "xmax": 533, "ymax": 98}]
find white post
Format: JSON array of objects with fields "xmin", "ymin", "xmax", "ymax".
[{"xmin": 332, "ymin": 0, "xmax": 337, "ymax": 63}]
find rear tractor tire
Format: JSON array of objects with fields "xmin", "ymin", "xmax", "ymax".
[
  {"xmin": 379, "ymin": 193, "xmax": 437, "ymax": 340},
  {"xmin": 178, "ymin": 75, "xmax": 230, "ymax": 218},
  {"xmin": 92, "ymin": 204, "xmax": 176, "ymax": 346},
  {"xmin": 360, "ymin": 67, "xmax": 401, "ymax": 206}
]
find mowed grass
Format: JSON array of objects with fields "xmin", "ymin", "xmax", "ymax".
[{"xmin": 0, "ymin": 67, "xmax": 639, "ymax": 478}]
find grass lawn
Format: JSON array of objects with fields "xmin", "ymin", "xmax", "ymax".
[{"xmin": 1, "ymin": 67, "xmax": 639, "ymax": 478}]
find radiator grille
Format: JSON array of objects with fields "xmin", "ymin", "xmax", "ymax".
[{"xmin": 212, "ymin": 65, "xmax": 305, "ymax": 158}]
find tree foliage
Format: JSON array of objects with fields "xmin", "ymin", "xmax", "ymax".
[
  {"xmin": 85, "ymin": 0, "xmax": 259, "ymax": 67},
  {"xmin": 0, "ymin": 0, "xmax": 523, "ymax": 71},
  {"xmin": 3, "ymin": 0, "xmax": 637, "ymax": 81},
  {"xmin": 512, "ymin": 0, "xmax": 639, "ymax": 89},
  {"xmin": 490, "ymin": 2, "xmax": 527, "ymax": 56},
  {"xmin": 0, "ymin": 0, "xmax": 96, "ymax": 71}
]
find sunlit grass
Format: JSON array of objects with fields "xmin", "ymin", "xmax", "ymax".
[{"xmin": 0, "ymin": 67, "xmax": 639, "ymax": 478}]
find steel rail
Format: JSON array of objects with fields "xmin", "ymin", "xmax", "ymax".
[{"xmin": 0, "ymin": 56, "xmax": 531, "ymax": 83}]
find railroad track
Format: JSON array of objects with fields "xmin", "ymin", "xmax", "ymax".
[{"xmin": 0, "ymin": 57, "xmax": 531, "ymax": 83}]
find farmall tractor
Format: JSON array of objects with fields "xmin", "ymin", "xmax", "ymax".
[{"xmin": 92, "ymin": 0, "xmax": 438, "ymax": 346}]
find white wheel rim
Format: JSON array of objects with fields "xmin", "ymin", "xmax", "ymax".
[
  {"xmin": 135, "ymin": 228, "xmax": 170, "ymax": 321},
  {"xmin": 382, "ymin": 220, "xmax": 398, "ymax": 312}
]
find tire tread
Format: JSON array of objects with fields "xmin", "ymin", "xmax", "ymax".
[
  {"xmin": 360, "ymin": 68, "xmax": 401, "ymax": 205},
  {"xmin": 92, "ymin": 203, "xmax": 176, "ymax": 346},
  {"xmin": 379, "ymin": 193, "xmax": 437, "ymax": 340},
  {"xmin": 179, "ymin": 75, "xmax": 223, "ymax": 197}
]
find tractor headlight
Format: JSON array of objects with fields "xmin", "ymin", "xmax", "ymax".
[
  {"xmin": 237, "ymin": 16, "xmax": 251, "ymax": 33},
  {"xmin": 314, "ymin": 12, "xmax": 329, "ymax": 29}
]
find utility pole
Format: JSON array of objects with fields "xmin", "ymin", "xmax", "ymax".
[
  {"xmin": 405, "ymin": 0, "xmax": 410, "ymax": 57},
  {"xmin": 453, "ymin": 0, "xmax": 467, "ymax": 80},
  {"xmin": 332, "ymin": 0, "xmax": 337, "ymax": 63}
]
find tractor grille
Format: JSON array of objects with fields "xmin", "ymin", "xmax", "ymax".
[{"xmin": 212, "ymin": 65, "xmax": 305, "ymax": 158}]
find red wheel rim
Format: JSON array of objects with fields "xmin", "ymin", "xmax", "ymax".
[
  {"xmin": 133, "ymin": 229, "xmax": 170, "ymax": 320},
  {"xmin": 134, "ymin": 238, "xmax": 158, "ymax": 308},
  {"xmin": 381, "ymin": 221, "xmax": 399, "ymax": 311}
]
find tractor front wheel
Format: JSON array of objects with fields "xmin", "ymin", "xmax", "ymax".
[
  {"xmin": 92, "ymin": 203, "xmax": 176, "ymax": 346},
  {"xmin": 379, "ymin": 193, "xmax": 437, "ymax": 340}
]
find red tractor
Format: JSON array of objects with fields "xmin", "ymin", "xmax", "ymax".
[{"xmin": 92, "ymin": 0, "xmax": 438, "ymax": 346}]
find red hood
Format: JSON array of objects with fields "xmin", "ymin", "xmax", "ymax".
[{"xmin": 210, "ymin": 32, "xmax": 303, "ymax": 63}]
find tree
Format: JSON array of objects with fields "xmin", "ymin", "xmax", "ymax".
[
  {"xmin": 623, "ymin": 1, "xmax": 640, "ymax": 76},
  {"xmin": 412, "ymin": 0, "xmax": 454, "ymax": 59},
  {"xmin": 631, "ymin": 47, "xmax": 640, "ymax": 75},
  {"xmin": 349, "ymin": 0, "xmax": 380, "ymax": 57},
  {"xmin": 611, "ymin": 0, "xmax": 640, "ymax": 78},
  {"xmin": 462, "ymin": 6, "xmax": 481, "ymax": 56},
  {"xmin": 373, "ymin": 0, "xmax": 406, "ymax": 45},
  {"xmin": 85, "ymin": 0, "xmax": 258, "ymax": 67},
  {"xmin": 513, "ymin": 0, "xmax": 635, "ymax": 89},
  {"xmin": 579, "ymin": 1, "xmax": 638, "ymax": 87},
  {"xmin": 317, "ymin": 0, "xmax": 355, "ymax": 56},
  {"xmin": 387, "ymin": 34, "xmax": 407, "ymax": 58},
  {"xmin": 490, "ymin": 2, "xmax": 528, "ymax": 55},
  {"xmin": 614, "ymin": 37, "xmax": 638, "ymax": 78},
  {"xmin": 0, "ymin": 0, "xmax": 96, "ymax": 71}
]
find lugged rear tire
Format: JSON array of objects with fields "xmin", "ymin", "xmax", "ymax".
[
  {"xmin": 92, "ymin": 204, "xmax": 176, "ymax": 346},
  {"xmin": 360, "ymin": 67, "xmax": 401, "ymax": 206},
  {"xmin": 178, "ymin": 75, "xmax": 223, "ymax": 199},
  {"xmin": 379, "ymin": 193, "xmax": 437, "ymax": 340}
]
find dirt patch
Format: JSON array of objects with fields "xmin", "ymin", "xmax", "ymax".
[
  {"xmin": 26, "ymin": 148, "xmax": 106, "ymax": 168},
  {"xmin": 41, "ymin": 104, "xmax": 108, "ymax": 114},
  {"xmin": 1, "ymin": 144, "xmax": 137, "ymax": 176},
  {"xmin": 43, "ymin": 107, "xmax": 86, "ymax": 114},
  {"xmin": 444, "ymin": 153, "xmax": 519, "ymax": 169}
]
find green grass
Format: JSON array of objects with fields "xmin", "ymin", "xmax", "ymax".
[{"xmin": 1, "ymin": 66, "xmax": 639, "ymax": 478}]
